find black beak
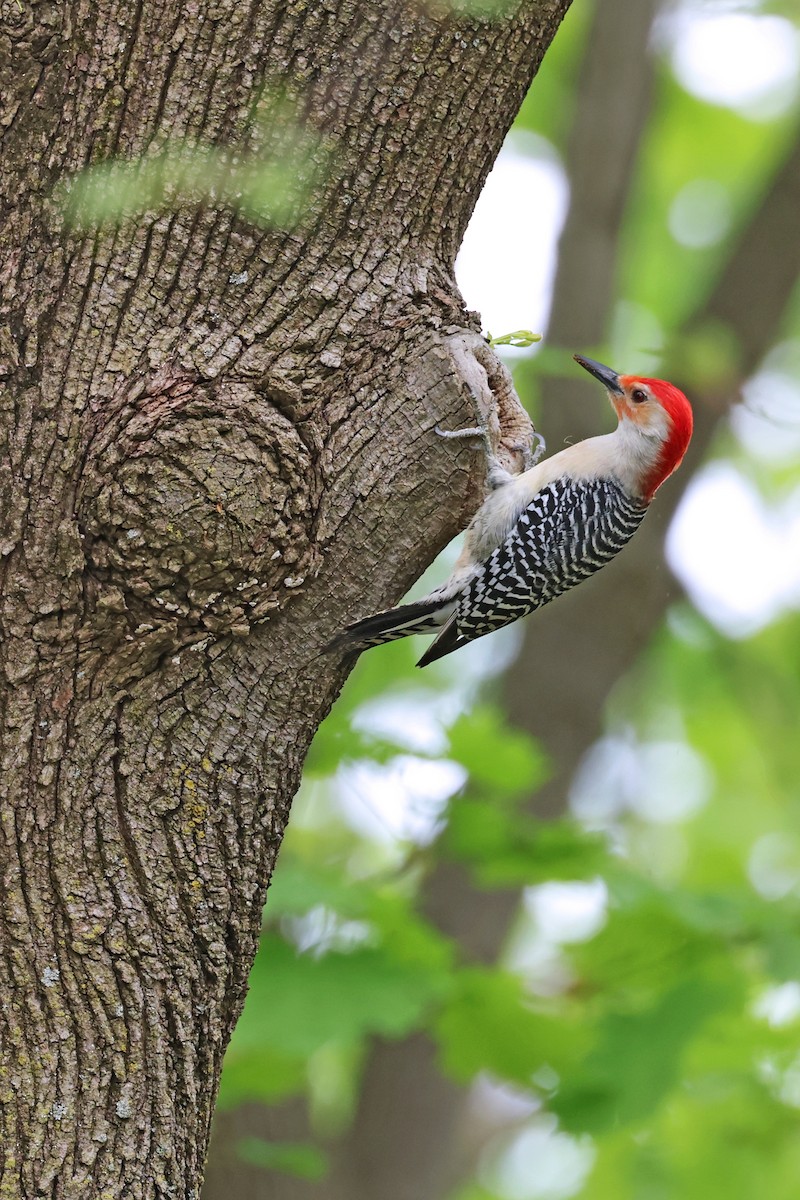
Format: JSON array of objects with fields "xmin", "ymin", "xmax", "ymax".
[{"xmin": 574, "ymin": 354, "xmax": 624, "ymax": 396}]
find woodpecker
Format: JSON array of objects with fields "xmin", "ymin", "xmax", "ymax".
[{"xmin": 331, "ymin": 355, "xmax": 693, "ymax": 668}]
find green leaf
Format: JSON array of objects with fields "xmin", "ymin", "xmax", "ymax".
[
  {"xmin": 487, "ymin": 330, "xmax": 542, "ymax": 348},
  {"xmin": 434, "ymin": 967, "xmax": 590, "ymax": 1085},
  {"xmin": 216, "ymin": 1045, "xmax": 306, "ymax": 1108},
  {"xmin": 235, "ymin": 1137, "xmax": 328, "ymax": 1180},
  {"xmin": 265, "ymin": 859, "xmax": 375, "ymax": 921},
  {"xmin": 229, "ymin": 934, "xmax": 450, "ymax": 1059},
  {"xmin": 554, "ymin": 976, "xmax": 733, "ymax": 1134},
  {"xmin": 443, "ymin": 803, "xmax": 609, "ymax": 887},
  {"xmin": 571, "ymin": 887, "xmax": 726, "ymax": 1000},
  {"xmin": 446, "ymin": 706, "xmax": 548, "ymax": 795},
  {"xmin": 265, "ymin": 857, "xmax": 456, "ymax": 974},
  {"xmin": 448, "ymin": 1187, "xmax": 502, "ymax": 1200}
]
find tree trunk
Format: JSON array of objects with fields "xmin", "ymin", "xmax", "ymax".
[{"xmin": 0, "ymin": 1, "xmax": 570, "ymax": 1194}]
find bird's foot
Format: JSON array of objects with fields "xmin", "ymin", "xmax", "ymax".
[
  {"xmin": 435, "ymin": 422, "xmax": 514, "ymax": 489},
  {"xmin": 435, "ymin": 422, "xmax": 546, "ymax": 486},
  {"xmin": 523, "ymin": 430, "xmax": 547, "ymax": 470}
]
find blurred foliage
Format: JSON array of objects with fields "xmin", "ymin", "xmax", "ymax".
[
  {"xmin": 214, "ymin": 0, "xmax": 800, "ymax": 1196},
  {"xmin": 235, "ymin": 1137, "xmax": 328, "ymax": 1180},
  {"xmin": 432, "ymin": 0, "xmax": 529, "ymax": 17},
  {"xmin": 219, "ymin": 621, "xmax": 800, "ymax": 1195},
  {"xmin": 61, "ymin": 94, "xmax": 326, "ymax": 230}
]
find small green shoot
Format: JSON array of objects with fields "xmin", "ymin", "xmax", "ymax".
[{"xmin": 486, "ymin": 330, "xmax": 542, "ymax": 349}]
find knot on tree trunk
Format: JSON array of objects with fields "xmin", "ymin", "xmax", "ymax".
[{"xmin": 77, "ymin": 366, "xmax": 318, "ymax": 641}]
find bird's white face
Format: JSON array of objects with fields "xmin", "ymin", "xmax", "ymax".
[
  {"xmin": 611, "ymin": 376, "xmax": 672, "ymax": 442},
  {"xmin": 573, "ymin": 355, "xmax": 673, "ymax": 442},
  {"xmin": 572, "ymin": 354, "xmax": 693, "ymax": 499}
]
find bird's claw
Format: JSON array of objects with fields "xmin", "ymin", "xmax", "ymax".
[
  {"xmin": 436, "ymin": 424, "xmax": 545, "ymax": 468},
  {"xmin": 520, "ymin": 430, "xmax": 546, "ymax": 471},
  {"xmin": 436, "ymin": 423, "xmax": 546, "ymax": 488},
  {"xmin": 436, "ymin": 422, "xmax": 513, "ymax": 489}
]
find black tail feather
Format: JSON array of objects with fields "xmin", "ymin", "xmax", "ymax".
[
  {"xmin": 327, "ymin": 597, "xmax": 450, "ymax": 653},
  {"xmin": 415, "ymin": 615, "xmax": 466, "ymax": 668}
]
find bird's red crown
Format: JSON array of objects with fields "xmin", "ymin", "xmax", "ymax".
[{"xmin": 620, "ymin": 374, "xmax": 693, "ymax": 499}]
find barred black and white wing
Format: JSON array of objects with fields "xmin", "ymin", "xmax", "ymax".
[{"xmin": 417, "ymin": 476, "xmax": 647, "ymax": 666}]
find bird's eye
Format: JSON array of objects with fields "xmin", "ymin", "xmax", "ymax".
[{"xmin": 631, "ymin": 387, "xmax": 648, "ymax": 404}]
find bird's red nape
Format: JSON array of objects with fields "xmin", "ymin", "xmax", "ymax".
[{"xmin": 621, "ymin": 374, "xmax": 693, "ymax": 500}]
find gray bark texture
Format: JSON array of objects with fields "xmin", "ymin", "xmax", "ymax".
[{"xmin": 0, "ymin": 1, "xmax": 570, "ymax": 1196}]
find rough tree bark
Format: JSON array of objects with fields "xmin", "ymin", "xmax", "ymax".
[{"xmin": 0, "ymin": 1, "xmax": 570, "ymax": 1196}]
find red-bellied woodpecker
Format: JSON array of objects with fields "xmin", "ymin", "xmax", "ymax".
[{"xmin": 331, "ymin": 354, "xmax": 693, "ymax": 668}]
